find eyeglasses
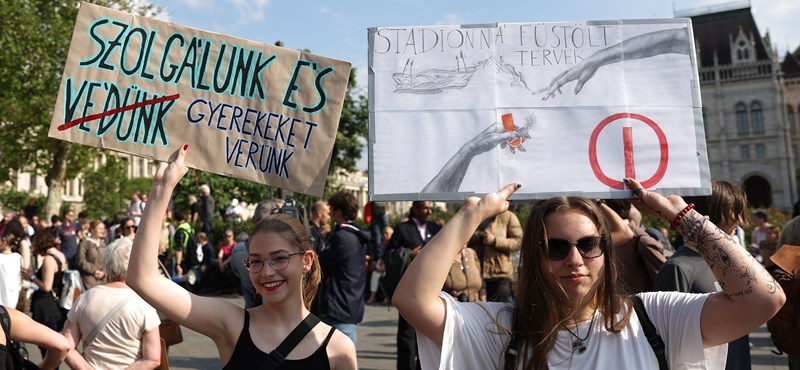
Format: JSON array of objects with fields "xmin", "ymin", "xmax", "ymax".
[
  {"xmin": 243, "ymin": 251, "xmax": 305, "ymax": 273},
  {"xmin": 124, "ymin": 225, "xmax": 136, "ymax": 230},
  {"xmin": 542, "ymin": 236, "xmax": 605, "ymax": 261},
  {"xmin": 226, "ymin": 234, "xmax": 234, "ymax": 238}
]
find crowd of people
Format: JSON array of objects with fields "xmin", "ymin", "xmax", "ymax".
[{"xmin": 0, "ymin": 145, "xmax": 798, "ymax": 369}]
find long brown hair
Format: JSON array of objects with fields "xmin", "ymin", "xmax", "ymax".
[
  {"xmin": 512, "ymin": 197, "xmax": 631, "ymax": 370},
  {"xmin": 247, "ymin": 214, "xmax": 321, "ymax": 310}
]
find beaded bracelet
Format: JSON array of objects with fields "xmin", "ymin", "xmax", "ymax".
[
  {"xmin": 684, "ymin": 215, "xmax": 709, "ymax": 241},
  {"xmin": 670, "ymin": 203, "xmax": 695, "ymax": 230}
]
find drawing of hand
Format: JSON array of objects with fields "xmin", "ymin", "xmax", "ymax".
[
  {"xmin": 422, "ymin": 120, "xmax": 530, "ymax": 194},
  {"xmin": 466, "ymin": 121, "xmax": 525, "ymax": 154},
  {"xmin": 542, "ymin": 59, "xmax": 602, "ymax": 101}
]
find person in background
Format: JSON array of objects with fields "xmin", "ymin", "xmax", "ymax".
[
  {"xmin": 119, "ymin": 217, "xmax": 137, "ymax": 241},
  {"xmin": 310, "ymin": 200, "xmax": 330, "ymax": 253},
  {"xmin": 367, "ymin": 226, "xmax": 393, "ymax": 305},
  {"xmin": 19, "ymin": 215, "xmax": 35, "ymax": 237},
  {"xmin": 187, "ymin": 195, "xmax": 201, "ymax": 226},
  {"xmin": 198, "ymin": 184, "xmax": 215, "ymax": 235},
  {"xmin": 75, "ymin": 220, "xmax": 108, "ymax": 291},
  {"xmin": 316, "ymin": 191, "xmax": 370, "ymax": 346},
  {"xmin": 218, "ymin": 230, "xmax": 239, "ymax": 294},
  {"xmin": 0, "ymin": 225, "xmax": 24, "ymax": 308},
  {"xmin": 441, "ymin": 244, "xmax": 484, "ymax": 302},
  {"xmin": 750, "ymin": 210, "xmax": 773, "ymax": 248},
  {"xmin": 467, "ymin": 209, "xmax": 522, "ymax": 302},
  {"xmin": 57, "ymin": 210, "xmax": 79, "ymax": 267},
  {"xmin": 25, "ymin": 230, "xmax": 69, "ymax": 357},
  {"xmin": 758, "ymin": 225, "xmax": 781, "ymax": 268},
  {"xmin": 386, "ymin": 201, "xmax": 441, "ymax": 370},
  {"xmin": 225, "ymin": 199, "xmax": 245, "ymax": 224},
  {"xmin": 77, "ymin": 211, "xmax": 90, "ymax": 241},
  {"xmin": 128, "ymin": 192, "xmax": 143, "ymax": 226},
  {"xmin": 598, "ymin": 199, "xmax": 666, "ymax": 294},
  {"xmin": 62, "ymin": 237, "xmax": 161, "ymax": 370}
]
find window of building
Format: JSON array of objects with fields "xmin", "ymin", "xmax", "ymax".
[
  {"xmin": 789, "ymin": 105, "xmax": 796, "ymax": 136},
  {"xmin": 733, "ymin": 35, "xmax": 753, "ymax": 64},
  {"xmin": 755, "ymin": 143, "xmax": 766, "ymax": 159},
  {"xmin": 751, "ymin": 102, "xmax": 764, "ymax": 134},
  {"xmin": 740, "ymin": 145, "xmax": 750, "ymax": 160},
  {"xmin": 793, "ymin": 144, "xmax": 798, "ymax": 161},
  {"xmin": 736, "ymin": 103, "xmax": 748, "ymax": 135}
]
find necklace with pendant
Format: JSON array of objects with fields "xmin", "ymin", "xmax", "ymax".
[{"xmin": 562, "ymin": 309, "xmax": 597, "ymax": 354}]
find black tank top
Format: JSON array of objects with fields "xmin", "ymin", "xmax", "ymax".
[{"xmin": 222, "ymin": 311, "xmax": 336, "ymax": 370}]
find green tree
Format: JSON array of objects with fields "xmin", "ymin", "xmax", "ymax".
[
  {"xmin": 0, "ymin": 0, "xmax": 161, "ymax": 220},
  {"xmin": 329, "ymin": 68, "xmax": 369, "ymax": 177},
  {"xmin": 82, "ymin": 156, "xmax": 128, "ymax": 219}
]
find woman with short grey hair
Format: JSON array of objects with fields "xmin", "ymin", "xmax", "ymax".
[{"xmin": 62, "ymin": 237, "xmax": 162, "ymax": 370}]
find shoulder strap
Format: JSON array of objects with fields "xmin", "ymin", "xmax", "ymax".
[
  {"xmin": 632, "ymin": 295, "xmax": 668, "ymax": 370},
  {"xmin": 0, "ymin": 305, "xmax": 11, "ymax": 340},
  {"xmin": 84, "ymin": 297, "xmax": 133, "ymax": 347},
  {"xmin": 503, "ymin": 307, "xmax": 517, "ymax": 370},
  {"xmin": 47, "ymin": 253, "xmax": 63, "ymax": 271},
  {"xmin": 262, "ymin": 314, "xmax": 321, "ymax": 369}
]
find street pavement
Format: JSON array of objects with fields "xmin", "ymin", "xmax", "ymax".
[{"xmin": 29, "ymin": 294, "xmax": 791, "ymax": 369}]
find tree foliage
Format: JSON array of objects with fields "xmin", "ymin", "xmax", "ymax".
[
  {"xmin": 0, "ymin": 1, "xmax": 366, "ymax": 218},
  {"xmin": 0, "ymin": 0, "xmax": 161, "ymax": 217}
]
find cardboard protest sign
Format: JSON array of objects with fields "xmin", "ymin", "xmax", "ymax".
[
  {"xmin": 49, "ymin": 2, "xmax": 351, "ymax": 196},
  {"xmin": 368, "ymin": 19, "xmax": 710, "ymax": 201}
]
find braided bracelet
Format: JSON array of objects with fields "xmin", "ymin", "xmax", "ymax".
[
  {"xmin": 670, "ymin": 203, "xmax": 695, "ymax": 230},
  {"xmin": 684, "ymin": 215, "xmax": 709, "ymax": 241}
]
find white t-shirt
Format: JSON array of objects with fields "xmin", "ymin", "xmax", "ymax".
[
  {"xmin": 0, "ymin": 252, "xmax": 22, "ymax": 308},
  {"xmin": 67, "ymin": 285, "xmax": 160, "ymax": 370},
  {"xmin": 418, "ymin": 291, "xmax": 727, "ymax": 370}
]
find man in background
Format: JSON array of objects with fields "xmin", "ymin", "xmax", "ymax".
[
  {"xmin": 387, "ymin": 201, "xmax": 441, "ymax": 370},
  {"xmin": 316, "ymin": 191, "xmax": 369, "ymax": 346},
  {"xmin": 310, "ymin": 200, "xmax": 330, "ymax": 253}
]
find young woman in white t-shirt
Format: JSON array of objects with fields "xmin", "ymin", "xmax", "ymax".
[{"xmin": 394, "ymin": 179, "xmax": 786, "ymax": 370}]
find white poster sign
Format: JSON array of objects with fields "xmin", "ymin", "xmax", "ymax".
[{"xmin": 368, "ymin": 19, "xmax": 710, "ymax": 200}]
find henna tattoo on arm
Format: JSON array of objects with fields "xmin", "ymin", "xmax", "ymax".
[{"xmin": 681, "ymin": 210, "xmax": 774, "ymax": 299}]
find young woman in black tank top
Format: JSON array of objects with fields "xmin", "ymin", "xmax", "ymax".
[{"xmin": 127, "ymin": 146, "xmax": 357, "ymax": 369}]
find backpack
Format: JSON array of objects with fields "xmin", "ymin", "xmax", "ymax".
[
  {"xmin": 766, "ymin": 244, "xmax": 800, "ymax": 357},
  {"xmin": 0, "ymin": 306, "xmax": 39, "ymax": 370},
  {"xmin": 175, "ymin": 225, "xmax": 203, "ymax": 268}
]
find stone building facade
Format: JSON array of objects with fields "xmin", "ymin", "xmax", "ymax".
[{"xmin": 680, "ymin": 2, "xmax": 798, "ymax": 209}]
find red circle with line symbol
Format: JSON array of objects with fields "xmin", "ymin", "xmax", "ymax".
[{"xmin": 588, "ymin": 113, "xmax": 669, "ymax": 190}]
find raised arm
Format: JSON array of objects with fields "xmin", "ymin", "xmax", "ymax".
[
  {"xmin": 6, "ymin": 306, "xmax": 70, "ymax": 370},
  {"xmin": 626, "ymin": 178, "xmax": 785, "ymax": 347},
  {"xmin": 394, "ymin": 183, "xmax": 520, "ymax": 347},
  {"xmin": 126, "ymin": 145, "xmax": 241, "ymax": 348}
]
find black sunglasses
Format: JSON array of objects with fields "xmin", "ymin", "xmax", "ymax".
[{"xmin": 541, "ymin": 236, "xmax": 605, "ymax": 261}]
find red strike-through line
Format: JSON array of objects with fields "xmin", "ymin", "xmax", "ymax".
[
  {"xmin": 623, "ymin": 126, "xmax": 636, "ymax": 179},
  {"xmin": 57, "ymin": 94, "xmax": 180, "ymax": 131}
]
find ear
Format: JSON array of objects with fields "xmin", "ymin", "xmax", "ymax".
[{"xmin": 302, "ymin": 250, "xmax": 314, "ymax": 272}]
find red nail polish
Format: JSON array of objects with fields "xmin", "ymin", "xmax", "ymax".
[{"xmin": 183, "ymin": 144, "xmax": 189, "ymax": 151}]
